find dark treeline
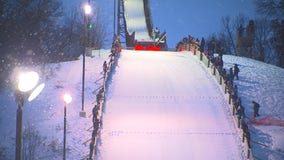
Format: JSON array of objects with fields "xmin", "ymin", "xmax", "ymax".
[
  {"xmin": 205, "ymin": 0, "xmax": 284, "ymax": 68},
  {"xmin": 0, "ymin": 0, "xmax": 107, "ymax": 87}
]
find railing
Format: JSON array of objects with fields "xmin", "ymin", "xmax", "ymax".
[
  {"xmin": 86, "ymin": 38, "xmax": 121, "ymax": 160},
  {"xmin": 182, "ymin": 45, "xmax": 254, "ymax": 160}
]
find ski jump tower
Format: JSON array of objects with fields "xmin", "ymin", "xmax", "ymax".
[{"xmin": 116, "ymin": 0, "xmax": 167, "ymax": 50}]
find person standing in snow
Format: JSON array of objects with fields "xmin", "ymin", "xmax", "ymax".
[
  {"xmin": 236, "ymin": 103, "xmax": 245, "ymax": 119},
  {"xmin": 103, "ymin": 61, "xmax": 108, "ymax": 75},
  {"xmin": 233, "ymin": 64, "xmax": 240, "ymax": 80},
  {"xmin": 252, "ymin": 101, "xmax": 260, "ymax": 117},
  {"xmin": 200, "ymin": 37, "xmax": 205, "ymax": 53},
  {"xmin": 229, "ymin": 67, "xmax": 234, "ymax": 82}
]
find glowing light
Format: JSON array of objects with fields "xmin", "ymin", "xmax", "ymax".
[
  {"xmin": 18, "ymin": 71, "xmax": 39, "ymax": 92},
  {"xmin": 84, "ymin": 4, "xmax": 91, "ymax": 15},
  {"xmin": 63, "ymin": 93, "xmax": 72, "ymax": 104},
  {"xmin": 28, "ymin": 83, "xmax": 45, "ymax": 102}
]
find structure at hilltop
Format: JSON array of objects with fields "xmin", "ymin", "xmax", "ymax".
[{"xmin": 116, "ymin": 0, "xmax": 167, "ymax": 51}]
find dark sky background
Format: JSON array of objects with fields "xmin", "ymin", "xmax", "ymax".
[{"xmin": 63, "ymin": 0, "xmax": 256, "ymax": 48}]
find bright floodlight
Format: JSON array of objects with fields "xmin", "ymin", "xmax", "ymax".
[
  {"xmin": 28, "ymin": 83, "xmax": 45, "ymax": 102},
  {"xmin": 63, "ymin": 93, "xmax": 72, "ymax": 104},
  {"xmin": 84, "ymin": 4, "xmax": 91, "ymax": 15},
  {"xmin": 18, "ymin": 71, "xmax": 39, "ymax": 92}
]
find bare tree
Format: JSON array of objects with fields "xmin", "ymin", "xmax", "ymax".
[
  {"xmin": 88, "ymin": 6, "xmax": 107, "ymax": 49},
  {"xmin": 221, "ymin": 16, "xmax": 236, "ymax": 54},
  {"xmin": 0, "ymin": 0, "xmax": 64, "ymax": 86},
  {"xmin": 254, "ymin": 0, "xmax": 284, "ymax": 67},
  {"xmin": 22, "ymin": 122, "xmax": 46, "ymax": 160},
  {"xmin": 253, "ymin": 19, "xmax": 272, "ymax": 62},
  {"xmin": 254, "ymin": 0, "xmax": 284, "ymax": 19},
  {"xmin": 0, "ymin": 146, "xmax": 8, "ymax": 160}
]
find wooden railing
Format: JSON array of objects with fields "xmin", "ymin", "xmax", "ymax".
[{"xmin": 86, "ymin": 40, "xmax": 121, "ymax": 160}]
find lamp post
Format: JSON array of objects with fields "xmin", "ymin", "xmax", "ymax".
[
  {"xmin": 15, "ymin": 71, "xmax": 40, "ymax": 160},
  {"xmin": 15, "ymin": 90, "xmax": 24, "ymax": 160},
  {"xmin": 81, "ymin": 2, "xmax": 91, "ymax": 118},
  {"xmin": 63, "ymin": 93, "xmax": 72, "ymax": 160}
]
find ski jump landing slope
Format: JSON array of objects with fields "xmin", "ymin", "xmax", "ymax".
[{"xmin": 98, "ymin": 50, "xmax": 245, "ymax": 160}]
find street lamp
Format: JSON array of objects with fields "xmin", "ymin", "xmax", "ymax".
[
  {"xmin": 63, "ymin": 93, "xmax": 72, "ymax": 160},
  {"xmin": 84, "ymin": 4, "xmax": 91, "ymax": 15},
  {"xmin": 15, "ymin": 70, "xmax": 42, "ymax": 160},
  {"xmin": 81, "ymin": 1, "xmax": 92, "ymax": 118}
]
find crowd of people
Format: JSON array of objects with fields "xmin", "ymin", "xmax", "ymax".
[{"xmin": 175, "ymin": 35, "xmax": 201, "ymax": 52}]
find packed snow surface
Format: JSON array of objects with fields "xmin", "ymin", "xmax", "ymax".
[{"xmin": 97, "ymin": 50, "xmax": 245, "ymax": 160}]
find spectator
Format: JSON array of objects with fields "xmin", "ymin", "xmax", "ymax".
[
  {"xmin": 225, "ymin": 80, "xmax": 232, "ymax": 94},
  {"xmin": 233, "ymin": 64, "xmax": 240, "ymax": 80},
  {"xmin": 236, "ymin": 103, "xmax": 245, "ymax": 119},
  {"xmin": 103, "ymin": 61, "xmax": 108, "ymax": 73},
  {"xmin": 231, "ymin": 85, "xmax": 238, "ymax": 101},
  {"xmin": 200, "ymin": 37, "xmax": 205, "ymax": 53},
  {"xmin": 221, "ymin": 68, "xmax": 227, "ymax": 78},
  {"xmin": 234, "ymin": 98, "xmax": 241, "ymax": 110},
  {"xmin": 229, "ymin": 67, "xmax": 234, "ymax": 82},
  {"xmin": 252, "ymin": 101, "xmax": 260, "ymax": 117}
]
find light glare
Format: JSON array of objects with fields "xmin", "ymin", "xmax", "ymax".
[
  {"xmin": 18, "ymin": 71, "xmax": 39, "ymax": 92},
  {"xmin": 28, "ymin": 83, "xmax": 45, "ymax": 102},
  {"xmin": 84, "ymin": 4, "xmax": 91, "ymax": 15},
  {"xmin": 63, "ymin": 93, "xmax": 72, "ymax": 104}
]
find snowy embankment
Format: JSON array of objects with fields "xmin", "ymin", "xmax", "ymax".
[
  {"xmin": 97, "ymin": 50, "xmax": 246, "ymax": 160},
  {"xmin": 0, "ymin": 51, "xmax": 110, "ymax": 159},
  {"xmin": 223, "ymin": 55, "xmax": 284, "ymax": 160}
]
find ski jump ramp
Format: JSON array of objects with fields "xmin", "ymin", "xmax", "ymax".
[
  {"xmin": 97, "ymin": 50, "xmax": 246, "ymax": 160},
  {"xmin": 124, "ymin": 0, "xmax": 152, "ymax": 41},
  {"xmin": 122, "ymin": 0, "xmax": 167, "ymax": 50}
]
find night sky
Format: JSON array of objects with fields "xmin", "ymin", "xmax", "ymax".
[{"xmin": 62, "ymin": 0, "xmax": 256, "ymax": 48}]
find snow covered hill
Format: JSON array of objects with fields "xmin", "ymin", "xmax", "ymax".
[
  {"xmin": 222, "ymin": 55, "xmax": 284, "ymax": 160},
  {"xmin": 0, "ymin": 51, "xmax": 111, "ymax": 159},
  {"xmin": 0, "ymin": 50, "xmax": 283, "ymax": 160}
]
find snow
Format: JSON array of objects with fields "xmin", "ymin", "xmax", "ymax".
[
  {"xmin": 97, "ymin": 50, "xmax": 245, "ymax": 160},
  {"xmin": 223, "ymin": 55, "xmax": 284, "ymax": 160},
  {"xmin": 0, "ymin": 51, "xmax": 111, "ymax": 159},
  {"xmin": 0, "ymin": 50, "xmax": 284, "ymax": 159}
]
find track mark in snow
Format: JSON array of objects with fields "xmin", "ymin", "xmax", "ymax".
[
  {"xmin": 106, "ymin": 130, "xmax": 237, "ymax": 137},
  {"xmin": 110, "ymin": 95, "xmax": 221, "ymax": 102}
]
